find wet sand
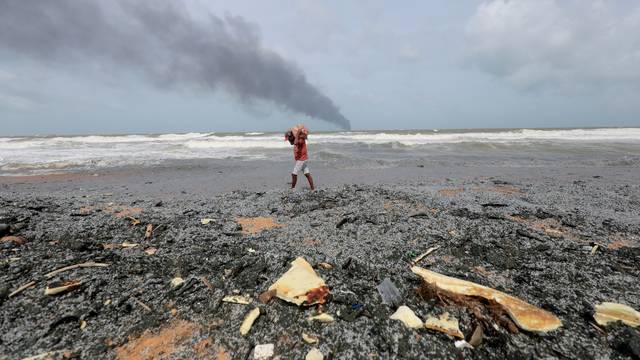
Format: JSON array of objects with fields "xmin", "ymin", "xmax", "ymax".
[{"xmin": 1, "ymin": 159, "xmax": 639, "ymax": 359}]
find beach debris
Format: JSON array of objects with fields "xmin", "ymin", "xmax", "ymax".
[
  {"xmin": 302, "ymin": 332, "xmax": 319, "ymax": 344},
  {"xmin": 308, "ymin": 313, "xmax": 335, "ymax": 323},
  {"xmin": 201, "ymin": 218, "xmax": 214, "ymax": 225},
  {"xmin": 454, "ymin": 340, "xmax": 474, "ymax": 350},
  {"xmin": 253, "ymin": 343, "xmax": 274, "ymax": 359},
  {"xmin": 390, "ymin": 306, "xmax": 423, "ymax": 329},
  {"xmin": 236, "ymin": 216, "xmax": 281, "ymax": 235},
  {"xmin": 121, "ymin": 242, "xmax": 138, "ymax": 248},
  {"xmin": 590, "ymin": 244, "xmax": 599, "ymax": 255},
  {"xmin": 1, "ymin": 235, "xmax": 26, "ymax": 246},
  {"xmin": 411, "ymin": 266, "xmax": 562, "ymax": 332},
  {"xmin": 22, "ymin": 350, "xmax": 73, "ymax": 360},
  {"xmin": 104, "ymin": 299, "xmax": 112, "ymax": 306},
  {"xmin": 338, "ymin": 303, "xmax": 364, "ymax": 322},
  {"xmin": 145, "ymin": 247, "xmax": 157, "ymax": 255},
  {"xmin": 132, "ymin": 296, "xmax": 152, "ymax": 312},
  {"xmin": 115, "ymin": 320, "xmax": 199, "ymax": 360},
  {"xmin": 305, "ymin": 348, "xmax": 324, "ymax": 360},
  {"xmin": 201, "ymin": 277, "xmax": 214, "ymax": 291},
  {"xmin": 223, "ymin": 295, "xmax": 251, "ymax": 305},
  {"xmin": 247, "ymin": 248, "xmax": 256, "ymax": 253},
  {"xmin": 468, "ymin": 324, "xmax": 484, "ymax": 347},
  {"xmin": 594, "ymin": 302, "xmax": 640, "ymax": 327},
  {"xmin": 127, "ymin": 216, "xmax": 141, "ymax": 226},
  {"xmin": 424, "ymin": 312, "xmax": 464, "ymax": 338},
  {"xmin": 268, "ymin": 257, "xmax": 329, "ymax": 306},
  {"xmin": 377, "ymin": 278, "xmax": 402, "ymax": 308},
  {"xmin": 0, "ymin": 223, "xmax": 9, "ymax": 237},
  {"xmin": 317, "ymin": 262, "xmax": 333, "ymax": 270},
  {"xmin": 80, "ymin": 320, "xmax": 87, "ymax": 330},
  {"xmin": 411, "ymin": 246, "xmax": 439, "ymax": 266},
  {"xmin": 258, "ymin": 289, "xmax": 277, "ymax": 304},
  {"xmin": 44, "ymin": 280, "xmax": 82, "ymax": 296},
  {"xmin": 240, "ymin": 308, "xmax": 261, "ymax": 336},
  {"xmin": 145, "ymin": 224, "xmax": 153, "ymax": 239},
  {"xmin": 170, "ymin": 277, "xmax": 185, "ymax": 289},
  {"xmin": 9, "ymin": 281, "xmax": 36, "ymax": 298},
  {"xmin": 45, "ymin": 262, "xmax": 110, "ymax": 278}
]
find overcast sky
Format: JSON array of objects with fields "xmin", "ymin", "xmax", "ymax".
[{"xmin": 1, "ymin": 0, "xmax": 640, "ymax": 135}]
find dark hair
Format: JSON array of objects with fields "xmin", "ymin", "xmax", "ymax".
[{"xmin": 285, "ymin": 130, "xmax": 295, "ymax": 145}]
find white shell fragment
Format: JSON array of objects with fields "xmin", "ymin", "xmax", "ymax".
[
  {"xmin": 389, "ymin": 306, "xmax": 423, "ymax": 329},
  {"xmin": 455, "ymin": 340, "xmax": 474, "ymax": 349},
  {"xmin": 240, "ymin": 307, "xmax": 261, "ymax": 336},
  {"xmin": 170, "ymin": 277, "xmax": 184, "ymax": 288},
  {"xmin": 268, "ymin": 257, "xmax": 329, "ymax": 306},
  {"xmin": 302, "ymin": 332, "xmax": 319, "ymax": 344},
  {"xmin": 305, "ymin": 347, "xmax": 324, "ymax": 360},
  {"xmin": 253, "ymin": 343, "xmax": 274, "ymax": 359},
  {"xmin": 307, "ymin": 313, "xmax": 334, "ymax": 323},
  {"xmin": 594, "ymin": 302, "xmax": 640, "ymax": 327},
  {"xmin": 424, "ymin": 312, "xmax": 464, "ymax": 338}
]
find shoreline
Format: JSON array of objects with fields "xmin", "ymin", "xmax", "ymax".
[{"xmin": 1, "ymin": 159, "xmax": 639, "ymax": 358}]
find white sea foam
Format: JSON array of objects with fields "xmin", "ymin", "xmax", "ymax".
[{"xmin": 0, "ymin": 128, "xmax": 638, "ymax": 175}]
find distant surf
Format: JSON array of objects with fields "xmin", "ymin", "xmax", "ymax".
[{"xmin": 1, "ymin": 128, "xmax": 639, "ymax": 175}]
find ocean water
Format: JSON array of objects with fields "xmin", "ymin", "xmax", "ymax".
[{"xmin": 1, "ymin": 128, "xmax": 639, "ymax": 175}]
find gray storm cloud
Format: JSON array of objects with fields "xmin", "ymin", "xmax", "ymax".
[{"xmin": 0, "ymin": 0, "xmax": 350, "ymax": 129}]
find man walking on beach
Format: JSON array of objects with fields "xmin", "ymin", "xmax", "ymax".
[{"xmin": 286, "ymin": 125, "xmax": 315, "ymax": 190}]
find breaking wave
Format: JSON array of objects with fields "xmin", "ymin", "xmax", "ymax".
[{"xmin": 1, "ymin": 128, "xmax": 639, "ymax": 175}]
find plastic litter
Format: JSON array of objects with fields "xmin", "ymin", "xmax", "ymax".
[{"xmin": 377, "ymin": 278, "xmax": 402, "ymax": 308}]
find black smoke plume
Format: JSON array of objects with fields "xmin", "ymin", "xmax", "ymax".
[{"xmin": 0, "ymin": 0, "xmax": 351, "ymax": 129}]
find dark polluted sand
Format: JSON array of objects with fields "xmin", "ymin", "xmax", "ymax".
[{"xmin": 0, "ymin": 159, "xmax": 639, "ymax": 359}]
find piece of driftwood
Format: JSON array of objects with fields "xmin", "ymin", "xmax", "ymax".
[{"xmin": 45, "ymin": 262, "xmax": 110, "ymax": 279}]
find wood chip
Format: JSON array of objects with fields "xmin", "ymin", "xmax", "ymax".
[
  {"xmin": 424, "ymin": 312, "xmax": 464, "ymax": 338},
  {"xmin": 390, "ymin": 306, "xmax": 423, "ymax": 329},
  {"xmin": 594, "ymin": 302, "xmax": 640, "ymax": 327},
  {"xmin": 240, "ymin": 308, "xmax": 261, "ymax": 336},
  {"xmin": 222, "ymin": 295, "xmax": 250, "ymax": 305},
  {"xmin": 144, "ymin": 247, "xmax": 157, "ymax": 255},
  {"xmin": 121, "ymin": 242, "xmax": 138, "ymax": 248},
  {"xmin": 307, "ymin": 313, "xmax": 334, "ymax": 323}
]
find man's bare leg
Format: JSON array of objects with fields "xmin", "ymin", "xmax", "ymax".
[
  {"xmin": 291, "ymin": 174, "xmax": 297, "ymax": 189},
  {"xmin": 305, "ymin": 173, "xmax": 315, "ymax": 190}
]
